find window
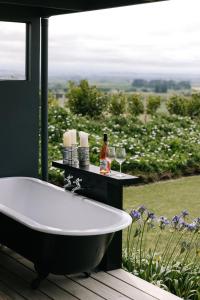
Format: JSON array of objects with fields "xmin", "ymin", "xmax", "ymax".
[{"xmin": 0, "ymin": 21, "xmax": 26, "ymax": 80}]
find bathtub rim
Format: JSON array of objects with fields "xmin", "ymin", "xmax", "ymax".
[{"xmin": 0, "ymin": 176, "xmax": 132, "ymax": 236}]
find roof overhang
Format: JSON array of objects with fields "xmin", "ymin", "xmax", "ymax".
[{"xmin": 0, "ymin": 0, "xmax": 168, "ymax": 17}]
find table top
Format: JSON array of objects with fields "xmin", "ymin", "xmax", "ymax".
[{"xmin": 52, "ymin": 160, "xmax": 140, "ymax": 186}]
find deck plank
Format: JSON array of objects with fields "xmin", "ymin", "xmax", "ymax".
[
  {"xmin": 8, "ymin": 252, "xmax": 105, "ymax": 300},
  {"xmin": 0, "ymin": 266, "xmax": 50, "ymax": 300},
  {"xmin": 108, "ymin": 269, "xmax": 182, "ymax": 300},
  {"xmin": 1, "ymin": 247, "xmax": 182, "ymax": 300},
  {"xmin": 70, "ymin": 274, "xmax": 132, "ymax": 300},
  {"xmin": 0, "ymin": 281, "xmax": 25, "ymax": 300},
  {"xmin": 91, "ymin": 271, "xmax": 157, "ymax": 300},
  {"xmin": 0, "ymin": 250, "xmax": 78, "ymax": 300}
]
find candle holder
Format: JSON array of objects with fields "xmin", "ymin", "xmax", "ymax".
[
  {"xmin": 78, "ymin": 147, "xmax": 90, "ymax": 167},
  {"xmin": 63, "ymin": 144, "xmax": 78, "ymax": 166}
]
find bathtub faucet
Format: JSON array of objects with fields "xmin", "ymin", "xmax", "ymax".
[
  {"xmin": 71, "ymin": 178, "xmax": 82, "ymax": 193},
  {"xmin": 64, "ymin": 175, "xmax": 74, "ymax": 190}
]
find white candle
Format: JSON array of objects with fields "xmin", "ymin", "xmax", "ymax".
[
  {"xmin": 79, "ymin": 131, "xmax": 89, "ymax": 147},
  {"xmin": 63, "ymin": 131, "xmax": 72, "ymax": 147},
  {"xmin": 69, "ymin": 129, "xmax": 77, "ymax": 145}
]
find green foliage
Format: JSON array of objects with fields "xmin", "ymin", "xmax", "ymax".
[
  {"xmin": 123, "ymin": 206, "xmax": 200, "ymax": 299},
  {"xmin": 109, "ymin": 93, "xmax": 127, "ymax": 115},
  {"xmin": 146, "ymin": 95, "xmax": 161, "ymax": 115},
  {"xmin": 167, "ymin": 93, "xmax": 200, "ymax": 119},
  {"xmin": 67, "ymin": 80, "xmax": 108, "ymax": 118},
  {"xmin": 187, "ymin": 93, "xmax": 200, "ymax": 118},
  {"xmin": 48, "ymin": 104, "xmax": 200, "ymax": 183},
  {"xmin": 48, "ymin": 92, "xmax": 59, "ymax": 107},
  {"xmin": 127, "ymin": 94, "xmax": 144, "ymax": 116},
  {"xmin": 167, "ymin": 95, "xmax": 188, "ymax": 116}
]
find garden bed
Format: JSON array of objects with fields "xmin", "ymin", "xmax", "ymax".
[{"xmin": 48, "ymin": 106, "xmax": 200, "ymax": 184}]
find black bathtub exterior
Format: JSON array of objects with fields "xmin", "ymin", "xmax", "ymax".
[{"xmin": 0, "ymin": 212, "xmax": 114, "ymax": 283}]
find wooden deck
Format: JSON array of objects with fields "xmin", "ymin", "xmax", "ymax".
[{"xmin": 0, "ymin": 246, "xmax": 182, "ymax": 300}]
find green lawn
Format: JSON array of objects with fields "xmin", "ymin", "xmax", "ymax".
[
  {"xmin": 123, "ymin": 175, "xmax": 200, "ymax": 250},
  {"xmin": 124, "ymin": 175, "xmax": 200, "ymax": 219}
]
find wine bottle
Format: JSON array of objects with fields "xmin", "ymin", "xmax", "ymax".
[{"xmin": 100, "ymin": 133, "xmax": 110, "ymax": 175}]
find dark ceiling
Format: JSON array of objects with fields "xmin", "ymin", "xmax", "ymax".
[{"xmin": 0, "ymin": 0, "xmax": 167, "ymax": 17}]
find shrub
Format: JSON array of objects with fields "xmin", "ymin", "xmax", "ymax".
[
  {"xmin": 48, "ymin": 103, "xmax": 200, "ymax": 183},
  {"xmin": 109, "ymin": 93, "xmax": 127, "ymax": 115},
  {"xmin": 147, "ymin": 95, "xmax": 161, "ymax": 115},
  {"xmin": 128, "ymin": 94, "xmax": 144, "ymax": 116},
  {"xmin": 67, "ymin": 80, "xmax": 108, "ymax": 118},
  {"xmin": 167, "ymin": 95, "xmax": 188, "ymax": 116},
  {"xmin": 187, "ymin": 93, "xmax": 200, "ymax": 118},
  {"xmin": 48, "ymin": 92, "xmax": 59, "ymax": 107}
]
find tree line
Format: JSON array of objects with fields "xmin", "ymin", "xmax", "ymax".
[{"xmin": 132, "ymin": 79, "xmax": 191, "ymax": 93}]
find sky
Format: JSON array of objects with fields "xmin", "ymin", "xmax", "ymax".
[{"xmin": 0, "ymin": 0, "xmax": 200, "ymax": 78}]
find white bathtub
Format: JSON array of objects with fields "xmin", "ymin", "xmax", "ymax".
[{"xmin": 0, "ymin": 177, "xmax": 131, "ymax": 236}]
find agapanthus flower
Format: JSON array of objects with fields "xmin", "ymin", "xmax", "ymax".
[
  {"xmin": 195, "ymin": 217, "xmax": 200, "ymax": 224},
  {"xmin": 147, "ymin": 211, "xmax": 156, "ymax": 220},
  {"xmin": 181, "ymin": 210, "xmax": 189, "ymax": 218},
  {"xmin": 137, "ymin": 205, "xmax": 146, "ymax": 214},
  {"xmin": 171, "ymin": 215, "xmax": 181, "ymax": 229},
  {"xmin": 130, "ymin": 209, "xmax": 141, "ymax": 222},
  {"xmin": 179, "ymin": 219, "xmax": 188, "ymax": 230},
  {"xmin": 187, "ymin": 223, "xmax": 197, "ymax": 232},
  {"xmin": 172, "ymin": 215, "xmax": 180, "ymax": 224},
  {"xmin": 158, "ymin": 216, "xmax": 170, "ymax": 229}
]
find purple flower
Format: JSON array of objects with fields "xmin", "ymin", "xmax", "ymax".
[
  {"xmin": 187, "ymin": 223, "xmax": 197, "ymax": 232},
  {"xmin": 147, "ymin": 211, "xmax": 156, "ymax": 220},
  {"xmin": 172, "ymin": 215, "xmax": 180, "ymax": 224},
  {"xmin": 195, "ymin": 217, "xmax": 200, "ymax": 224},
  {"xmin": 179, "ymin": 219, "xmax": 188, "ymax": 229},
  {"xmin": 181, "ymin": 210, "xmax": 189, "ymax": 218},
  {"xmin": 137, "ymin": 205, "xmax": 146, "ymax": 214},
  {"xmin": 158, "ymin": 216, "xmax": 170, "ymax": 229},
  {"xmin": 130, "ymin": 209, "xmax": 141, "ymax": 222},
  {"xmin": 171, "ymin": 215, "xmax": 181, "ymax": 229}
]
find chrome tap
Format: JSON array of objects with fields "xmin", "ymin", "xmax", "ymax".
[
  {"xmin": 64, "ymin": 175, "xmax": 73, "ymax": 190},
  {"xmin": 71, "ymin": 178, "xmax": 82, "ymax": 193}
]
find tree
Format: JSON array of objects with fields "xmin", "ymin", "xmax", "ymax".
[
  {"xmin": 67, "ymin": 80, "xmax": 108, "ymax": 118},
  {"xmin": 48, "ymin": 92, "xmax": 59, "ymax": 107},
  {"xmin": 147, "ymin": 95, "xmax": 161, "ymax": 115},
  {"xmin": 167, "ymin": 95, "xmax": 188, "ymax": 116},
  {"xmin": 109, "ymin": 93, "xmax": 127, "ymax": 115},
  {"xmin": 127, "ymin": 94, "xmax": 144, "ymax": 116},
  {"xmin": 187, "ymin": 93, "xmax": 200, "ymax": 118}
]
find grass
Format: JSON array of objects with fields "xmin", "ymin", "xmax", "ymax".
[
  {"xmin": 124, "ymin": 175, "xmax": 200, "ymax": 218},
  {"xmin": 123, "ymin": 175, "xmax": 200, "ymax": 249}
]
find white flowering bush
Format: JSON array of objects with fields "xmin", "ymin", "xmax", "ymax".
[{"xmin": 48, "ymin": 106, "xmax": 200, "ymax": 183}]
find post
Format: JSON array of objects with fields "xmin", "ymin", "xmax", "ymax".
[
  {"xmin": 41, "ymin": 17, "xmax": 49, "ymax": 181},
  {"xmin": 99, "ymin": 183, "xmax": 123, "ymax": 270}
]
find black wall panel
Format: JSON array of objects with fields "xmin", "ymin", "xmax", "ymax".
[{"xmin": 0, "ymin": 12, "xmax": 40, "ymax": 178}]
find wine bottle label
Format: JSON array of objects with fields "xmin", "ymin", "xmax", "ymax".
[{"xmin": 100, "ymin": 159, "xmax": 109, "ymax": 174}]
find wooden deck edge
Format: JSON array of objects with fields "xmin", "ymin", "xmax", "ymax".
[
  {"xmin": 1, "ymin": 246, "xmax": 183, "ymax": 300},
  {"xmin": 108, "ymin": 269, "xmax": 183, "ymax": 300}
]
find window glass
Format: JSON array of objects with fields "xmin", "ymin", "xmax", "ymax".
[{"xmin": 0, "ymin": 22, "xmax": 26, "ymax": 80}]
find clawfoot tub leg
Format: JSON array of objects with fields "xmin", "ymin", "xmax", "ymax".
[
  {"xmin": 31, "ymin": 264, "xmax": 49, "ymax": 289},
  {"xmin": 83, "ymin": 272, "xmax": 91, "ymax": 278}
]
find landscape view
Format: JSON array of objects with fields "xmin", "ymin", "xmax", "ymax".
[{"xmin": 0, "ymin": 0, "xmax": 199, "ymax": 298}]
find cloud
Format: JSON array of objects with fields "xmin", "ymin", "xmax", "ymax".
[{"xmin": 1, "ymin": 0, "xmax": 200, "ymax": 77}]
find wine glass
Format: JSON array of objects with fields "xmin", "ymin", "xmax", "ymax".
[
  {"xmin": 115, "ymin": 147, "xmax": 126, "ymax": 177},
  {"xmin": 107, "ymin": 146, "xmax": 116, "ymax": 172}
]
